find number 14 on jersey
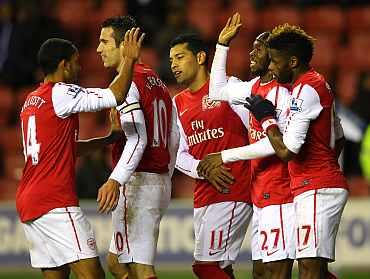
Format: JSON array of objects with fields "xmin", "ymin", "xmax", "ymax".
[{"xmin": 21, "ymin": 115, "xmax": 40, "ymax": 165}]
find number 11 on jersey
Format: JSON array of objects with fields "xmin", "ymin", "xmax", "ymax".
[{"xmin": 21, "ymin": 115, "xmax": 40, "ymax": 165}]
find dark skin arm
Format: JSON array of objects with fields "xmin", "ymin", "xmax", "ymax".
[
  {"xmin": 76, "ymin": 108, "xmax": 122, "ymax": 157},
  {"xmin": 76, "ymin": 131, "xmax": 121, "ymax": 157},
  {"xmin": 335, "ymin": 136, "xmax": 345, "ymax": 159},
  {"xmin": 266, "ymin": 126, "xmax": 296, "ymax": 162}
]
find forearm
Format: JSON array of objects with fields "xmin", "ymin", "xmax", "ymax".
[
  {"xmin": 221, "ymin": 137, "xmax": 275, "ymax": 163},
  {"xmin": 76, "ymin": 131, "xmax": 121, "ymax": 157},
  {"xmin": 266, "ymin": 126, "xmax": 295, "ymax": 162},
  {"xmin": 335, "ymin": 136, "xmax": 345, "ymax": 159},
  {"xmin": 209, "ymin": 44, "xmax": 229, "ymax": 101},
  {"xmin": 109, "ymin": 57, "xmax": 136, "ymax": 105}
]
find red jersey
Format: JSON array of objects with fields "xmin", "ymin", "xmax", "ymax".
[
  {"xmin": 174, "ymin": 81, "xmax": 251, "ymax": 208},
  {"xmin": 249, "ymin": 79, "xmax": 293, "ymax": 207},
  {"xmin": 16, "ymin": 82, "xmax": 117, "ymax": 222},
  {"xmin": 283, "ymin": 68, "xmax": 348, "ymax": 196},
  {"xmin": 112, "ymin": 63, "xmax": 172, "ymax": 173}
]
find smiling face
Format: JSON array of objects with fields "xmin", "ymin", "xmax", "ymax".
[
  {"xmin": 268, "ymin": 48, "xmax": 294, "ymax": 84},
  {"xmin": 169, "ymin": 42, "xmax": 200, "ymax": 86},
  {"xmin": 96, "ymin": 27, "xmax": 121, "ymax": 70},
  {"xmin": 249, "ymin": 39, "xmax": 270, "ymax": 77}
]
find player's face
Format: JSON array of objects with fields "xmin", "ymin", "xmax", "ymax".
[
  {"xmin": 249, "ymin": 40, "xmax": 270, "ymax": 76},
  {"xmin": 169, "ymin": 43, "xmax": 199, "ymax": 86},
  {"xmin": 268, "ymin": 48, "xmax": 293, "ymax": 84},
  {"xmin": 97, "ymin": 27, "xmax": 121, "ymax": 69},
  {"xmin": 64, "ymin": 52, "xmax": 80, "ymax": 83}
]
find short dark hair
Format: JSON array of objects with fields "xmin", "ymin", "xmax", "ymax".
[
  {"xmin": 267, "ymin": 23, "xmax": 315, "ymax": 65},
  {"xmin": 38, "ymin": 38, "xmax": 77, "ymax": 75},
  {"xmin": 101, "ymin": 15, "xmax": 137, "ymax": 47},
  {"xmin": 169, "ymin": 33, "xmax": 209, "ymax": 65}
]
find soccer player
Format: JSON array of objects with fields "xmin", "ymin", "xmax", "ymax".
[
  {"xmin": 198, "ymin": 13, "xmax": 295, "ymax": 279},
  {"xmin": 244, "ymin": 24, "xmax": 348, "ymax": 279},
  {"xmin": 169, "ymin": 33, "xmax": 252, "ymax": 279},
  {"xmin": 16, "ymin": 30, "xmax": 144, "ymax": 279},
  {"xmin": 96, "ymin": 16, "xmax": 179, "ymax": 279}
]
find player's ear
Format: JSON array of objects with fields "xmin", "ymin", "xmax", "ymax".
[
  {"xmin": 58, "ymin": 59, "xmax": 66, "ymax": 71},
  {"xmin": 197, "ymin": 51, "xmax": 207, "ymax": 65},
  {"xmin": 290, "ymin": 56, "xmax": 299, "ymax": 69}
]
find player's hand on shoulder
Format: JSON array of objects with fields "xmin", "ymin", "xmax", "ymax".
[
  {"xmin": 197, "ymin": 152, "xmax": 223, "ymax": 178},
  {"xmin": 120, "ymin": 27, "xmax": 145, "ymax": 61},
  {"xmin": 218, "ymin": 12, "xmax": 242, "ymax": 46},
  {"xmin": 97, "ymin": 178, "xmax": 120, "ymax": 214}
]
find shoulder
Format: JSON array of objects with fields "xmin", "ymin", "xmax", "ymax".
[{"xmin": 51, "ymin": 82, "xmax": 86, "ymax": 100}]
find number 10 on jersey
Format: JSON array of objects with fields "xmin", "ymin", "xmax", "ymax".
[
  {"xmin": 21, "ymin": 115, "xmax": 40, "ymax": 165},
  {"xmin": 152, "ymin": 98, "xmax": 168, "ymax": 148}
]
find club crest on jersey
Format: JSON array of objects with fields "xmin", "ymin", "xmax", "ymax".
[
  {"xmin": 87, "ymin": 238, "xmax": 97, "ymax": 250},
  {"xmin": 202, "ymin": 95, "xmax": 221, "ymax": 111},
  {"xmin": 290, "ymin": 97, "xmax": 303, "ymax": 112}
]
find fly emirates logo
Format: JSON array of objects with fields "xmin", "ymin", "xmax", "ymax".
[{"xmin": 187, "ymin": 120, "xmax": 224, "ymax": 147}]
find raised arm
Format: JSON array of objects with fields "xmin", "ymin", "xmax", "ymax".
[
  {"xmin": 109, "ymin": 27, "xmax": 145, "ymax": 105},
  {"xmin": 209, "ymin": 13, "xmax": 243, "ymax": 102}
]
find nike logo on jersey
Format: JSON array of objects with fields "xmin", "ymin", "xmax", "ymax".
[
  {"xmin": 179, "ymin": 108, "xmax": 189, "ymax": 116},
  {"xmin": 209, "ymin": 250, "xmax": 222, "ymax": 256},
  {"xmin": 297, "ymin": 246, "xmax": 309, "ymax": 252},
  {"xmin": 266, "ymin": 249, "xmax": 279, "ymax": 256}
]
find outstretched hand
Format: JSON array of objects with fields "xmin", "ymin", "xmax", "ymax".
[
  {"xmin": 218, "ymin": 12, "xmax": 242, "ymax": 46},
  {"xmin": 120, "ymin": 27, "xmax": 145, "ymax": 61}
]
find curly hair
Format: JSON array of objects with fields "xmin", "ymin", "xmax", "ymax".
[{"xmin": 267, "ymin": 23, "xmax": 315, "ymax": 64}]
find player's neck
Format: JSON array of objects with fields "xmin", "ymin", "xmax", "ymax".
[
  {"xmin": 291, "ymin": 64, "xmax": 310, "ymax": 85},
  {"xmin": 44, "ymin": 71, "xmax": 64, "ymax": 84},
  {"xmin": 188, "ymin": 69, "xmax": 209, "ymax": 93},
  {"xmin": 260, "ymin": 71, "xmax": 273, "ymax": 84}
]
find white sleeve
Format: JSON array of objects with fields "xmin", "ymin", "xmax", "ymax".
[
  {"xmin": 174, "ymin": 113, "xmax": 202, "ymax": 179},
  {"xmin": 168, "ymin": 102, "xmax": 180, "ymax": 177},
  {"xmin": 266, "ymin": 85, "xmax": 292, "ymax": 132},
  {"xmin": 209, "ymin": 44, "xmax": 229, "ymax": 100},
  {"xmin": 52, "ymin": 82, "xmax": 117, "ymax": 118},
  {"xmin": 221, "ymin": 137, "xmax": 275, "ymax": 163},
  {"xmin": 209, "ymin": 43, "xmax": 255, "ymax": 104},
  {"xmin": 109, "ymin": 83, "xmax": 147, "ymax": 185},
  {"xmin": 283, "ymin": 84, "xmax": 323, "ymax": 154}
]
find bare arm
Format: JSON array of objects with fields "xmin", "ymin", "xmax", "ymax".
[
  {"xmin": 266, "ymin": 126, "xmax": 295, "ymax": 162},
  {"xmin": 76, "ymin": 109, "xmax": 122, "ymax": 157}
]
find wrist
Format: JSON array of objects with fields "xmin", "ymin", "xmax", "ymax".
[
  {"xmin": 261, "ymin": 117, "xmax": 278, "ymax": 132},
  {"xmin": 217, "ymin": 41, "xmax": 229, "ymax": 47},
  {"xmin": 108, "ymin": 178, "xmax": 121, "ymax": 187}
]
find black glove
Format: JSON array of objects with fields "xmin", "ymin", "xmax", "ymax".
[{"xmin": 244, "ymin": 95, "xmax": 276, "ymax": 122}]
